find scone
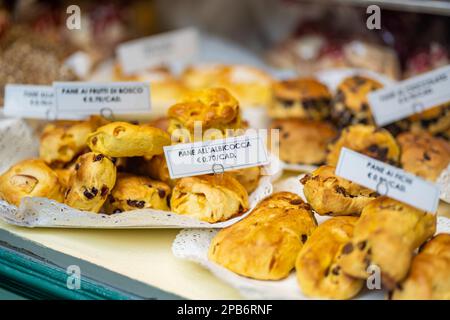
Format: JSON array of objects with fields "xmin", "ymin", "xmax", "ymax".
[
  {"xmin": 296, "ymin": 216, "xmax": 364, "ymax": 299},
  {"xmin": 269, "ymin": 78, "xmax": 332, "ymax": 120},
  {"xmin": 398, "ymin": 131, "xmax": 450, "ymax": 181},
  {"xmin": 228, "ymin": 167, "xmax": 261, "ymax": 194},
  {"xmin": 331, "ymin": 75, "xmax": 383, "ymax": 128},
  {"xmin": 64, "ymin": 152, "xmax": 117, "ymax": 213},
  {"xmin": 103, "ymin": 173, "xmax": 171, "ymax": 214},
  {"xmin": 301, "ymin": 165, "xmax": 377, "ymax": 216},
  {"xmin": 209, "ymin": 192, "xmax": 317, "ymax": 280},
  {"xmin": 339, "ymin": 197, "xmax": 436, "ymax": 290},
  {"xmin": 171, "ymin": 173, "xmax": 249, "ymax": 223},
  {"xmin": 271, "ymin": 119, "xmax": 337, "ymax": 165},
  {"xmin": 409, "ymin": 103, "xmax": 450, "ymax": 138},
  {"xmin": 391, "ymin": 234, "xmax": 450, "ymax": 300},
  {"xmin": 0, "ymin": 159, "xmax": 64, "ymax": 206},
  {"xmin": 326, "ymin": 125, "xmax": 400, "ymax": 166},
  {"xmin": 87, "ymin": 122, "xmax": 171, "ymax": 158}
]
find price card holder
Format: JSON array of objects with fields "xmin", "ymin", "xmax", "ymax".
[{"xmin": 4, "ymin": 84, "xmax": 56, "ymax": 119}]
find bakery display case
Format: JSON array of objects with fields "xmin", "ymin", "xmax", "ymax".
[{"xmin": 0, "ymin": 0, "xmax": 449, "ymax": 302}]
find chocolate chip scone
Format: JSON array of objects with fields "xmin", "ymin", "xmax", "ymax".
[{"xmin": 408, "ymin": 103, "xmax": 450, "ymax": 139}]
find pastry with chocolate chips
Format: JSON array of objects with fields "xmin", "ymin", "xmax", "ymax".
[{"xmin": 408, "ymin": 103, "xmax": 450, "ymax": 139}]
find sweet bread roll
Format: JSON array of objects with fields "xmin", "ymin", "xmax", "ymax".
[
  {"xmin": 301, "ymin": 165, "xmax": 377, "ymax": 216},
  {"xmin": 271, "ymin": 119, "xmax": 337, "ymax": 165},
  {"xmin": 326, "ymin": 125, "xmax": 400, "ymax": 166},
  {"xmin": 0, "ymin": 159, "xmax": 64, "ymax": 206},
  {"xmin": 339, "ymin": 197, "xmax": 436, "ymax": 289},
  {"xmin": 129, "ymin": 155, "xmax": 172, "ymax": 186},
  {"xmin": 408, "ymin": 103, "xmax": 450, "ymax": 138},
  {"xmin": 296, "ymin": 216, "xmax": 364, "ymax": 299},
  {"xmin": 181, "ymin": 64, "xmax": 227, "ymax": 90},
  {"xmin": 208, "ymin": 192, "xmax": 317, "ymax": 280},
  {"xmin": 228, "ymin": 167, "xmax": 261, "ymax": 194},
  {"xmin": 171, "ymin": 173, "xmax": 249, "ymax": 223},
  {"xmin": 87, "ymin": 122, "xmax": 171, "ymax": 158},
  {"xmin": 54, "ymin": 168, "xmax": 73, "ymax": 190},
  {"xmin": 269, "ymin": 78, "xmax": 332, "ymax": 120},
  {"xmin": 398, "ymin": 131, "xmax": 450, "ymax": 181},
  {"xmin": 391, "ymin": 234, "xmax": 450, "ymax": 300},
  {"xmin": 331, "ymin": 76, "xmax": 383, "ymax": 128},
  {"xmin": 64, "ymin": 152, "xmax": 117, "ymax": 213},
  {"xmin": 103, "ymin": 173, "xmax": 171, "ymax": 214}
]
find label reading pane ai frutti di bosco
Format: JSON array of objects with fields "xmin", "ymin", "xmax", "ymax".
[
  {"xmin": 116, "ymin": 27, "xmax": 199, "ymax": 75},
  {"xmin": 4, "ymin": 84, "xmax": 55, "ymax": 118},
  {"xmin": 335, "ymin": 148, "xmax": 440, "ymax": 213},
  {"xmin": 164, "ymin": 135, "xmax": 270, "ymax": 179},
  {"xmin": 368, "ymin": 65, "xmax": 450, "ymax": 126}
]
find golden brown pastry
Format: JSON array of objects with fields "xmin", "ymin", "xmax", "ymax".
[
  {"xmin": 409, "ymin": 103, "xmax": 450, "ymax": 138},
  {"xmin": 301, "ymin": 165, "xmax": 377, "ymax": 216},
  {"xmin": 129, "ymin": 155, "xmax": 172, "ymax": 186},
  {"xmin": 171, "ymin": 173, "xmax": 249, "ymax": 223},
  {"xmin": 296, "ymin": 216, "xmax": 364, "ymax": 299},
  {"xmin": 103, "ymin": 173, "xmax": 171, "ymax": 214},
  {"xmin": 391, "ymin": 234, "xmax": 450, "ymax": 300},
  {"xmin": 228, "ymin": 167, "xmax": 261, "ymax": 194},
  {"xmin": 269, "ymin": 78, "xmax": 332, "ymax": 120},
  {"xmin": 54, "ymin": 168, "xmax": 73, "ymax": 190},
  {"xmin": 146, "ymin": 117, "xmax": 170, "ymax": 132},
  {"xmin": 181, "ymin": 64, "xmax": 227, "ymax": 90},
  {"xmin": 86, "ymin": 122, "xmax": 171, "ymax": 158},
  {"xmin": 339, "ymin": 197, "xmax": 436, "ymax": 290},
  {"xmin": 64, "ymin": 152, "xmax": 117, "ymax": 213},
  {"xmin": 326, "ymin": 125, "xmax": 400, "ymax": 166},
  {"xmin": 331, "ymin": 75, "xmax": 383, "ymax": 128},
  {"xmin": 209, "ymin": 192, "xmax": 317, "ymax": 280},
  {"xmin": 271, "ymin": 119, "xmax": 337, "ymax": 165},
  {"xmin": 398, "ymin": 131, "xmax": 450, "ymax": 181},
  {"xmin": 0, "ymin": 159, "xmax": 64, "ymax": 206}
]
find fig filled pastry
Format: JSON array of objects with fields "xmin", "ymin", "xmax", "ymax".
[
  {"xmin": 268, "ymin": 78, "xmax": 332, "ymax": 120},
  {"xmin": 326, "ymin": 125, "xmax": 400, "ymax": 166},
  {"xmin": 64, "ymin": 152, "xmax": 117, "ymax": 213},
  {"xmin": 103, "ymin": 173, "xmax": 171, "ymax": 214},
  {"xmin": 301, "ymin": 165, "xmax": 377, "ymax": 216},
  {"xmin": 296, "ymin": 216, "xmax": 364, "ymax": 299},
  {"xmin": 270, "ymin": 119, "xmax": 337, "ymax": 165},
  {"xmin": 208, "ymin": 192, "xmax": 317, "ymax": 280},
  {"xmin": 339, "ymin": 197, "xmax": 436, "ymax": 290},
  {"xmin": 0, "ymin": 159, "xmax": 65, "ymax": 206},
  {"xmin": 86, "ymin": 122, "xmax": 171, "ymax": 158},
  {"xmin": 391, "ymin": 234, "xmax": 450, "ymax": 300},
  {"xmin": 397, "ymin": 131, "xmax": 450, "ymax": 181},
  {"xmin": 331, "ymin": 75, "xmax": 383, "ymax": 128},
  {"xmin": 408, "ymin": 103, "xmax": 450, "ymax": 138},
  {"xmin": 170, "ymin": 173, "xmax": 249, "ymax": 223},
  {"xmin": 228, "ymin": 167, "xmax": 261, "ymax": 194}
]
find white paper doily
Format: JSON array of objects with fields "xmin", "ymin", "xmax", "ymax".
[{"xmin": 437, "ymin": 164, "xmax": 450, "ymax": 204}]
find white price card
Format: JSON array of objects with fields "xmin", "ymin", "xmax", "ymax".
[
  {"xmin": 53, "ymin": 82, "xmax": 151, "ymax": 119},
  {"xmin": 335, "ymin": 148, "xmax": 440, "ymax": 213},
  {"xmin": 4, "ymin": 84, "xmax": 55, "ymax": 119},
  {"xmin": 164, "ymin": 134, "xmax": 270, "ymax": 179},
  {"xmin": 117, "ymin": 27, "xmax": 199, "ymax": 75},
  {"xmin": 368, "ymin": 65, "xmax": 450, "ymax": 126}
]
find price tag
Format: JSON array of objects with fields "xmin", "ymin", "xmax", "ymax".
[
  {"xmin": 4, "ymin": 84, "xmax": 55, "ymax": 118},
  {"xmin": 368, "ymin": 65, "xmax": 450, "ymax": 126},
  {"xmin": 164, "ymin": 134, "xmax": 269, "ymax": 179},
  {"xmin": 53, "ymin": 82, "xmax": 151, "ymax": 119},
  {"xmin": 117, "ymin": 27, "xmax": 199, "ymax": 75},
  {"xmin": 335, "ymin": 148, "xmax": 440, "ymax": 213}
]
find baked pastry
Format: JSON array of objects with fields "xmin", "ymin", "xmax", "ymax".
[
  {"xmin": 228, "ymin": 167, "xmax": 261, "ymax": 194},
  {"xmin": 391, "ymin": 234, "xmax": 450, "ymax": 300},
  {"xmin": 209, "ymin": 192, "xmax": 317, "ymax": 280},
  {"xmin": 331, "ymin": 75, "xmax": 383, "ymax": 128},
  {"xmin": 326, "ymin": 125, "xmax": 400, "ymax": 166},
  {"xmin": 87, "ymin": 122, "xmax": 171, "ymax": 158},
  {"xmin": 181, "ymin": 64, "xmax": 227, "ymax": 90},
  {"xmin": 146, "ymin": 117, "xmax": 170, "ymax": 132},
  {"xmin": 339, "ymin": 197, "xmax": 436, "ymax": 289},
  {"xmin": 103, "ymin": 173, "xmax": 171, "ymax": 214},
  {"xmin": 270, "ymin": 119, "xmax": 337, "ymax": 165},
  {"xmin": 129, "ymin": 155, "xmax": 172, "ymax": 185},
  {"xmin": 0, "ymin": 159, "xmax": 64, "ymax": 206},
  {"xmin": 408, "ymin": 103, "xmax": 450, "ymax": 138},
  {"xmin": 171, "ymin": 173, "xmax": 249, "ymax": 223},
  {"xmin": 268, "ymin": 78, "xmax": 332, "ymax": 120},
  {"xmin": 64, "ymin": 152, "xmax": 117, "ymax": 213},
  {"xmin": 301, "ymin": 165, "xmax": 377, "ymax": 216},
  {"xmin": 398, "ymin": 131, "xmax": 450, "ymax": 181},
  {"xmin": 296, "ymin": 216, "xmax": 364, "ymax": 299},
  {"xmin": 54, "ymin": 168, "xmax": 73, "ymax": 190}
]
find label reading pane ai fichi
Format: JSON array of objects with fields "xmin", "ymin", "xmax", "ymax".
[
  {"xmin": 4, "ymin": 84, "xmax": 55, "ymax": 119},
  {"xmin": 54, "ymin": 82, "xmax": 150, "ymax": 119},
  {"xmin": 335, "ymin": 148, "xmax": 440, "ymax": 213},
  {"xmin": 368, "ymin": 65, "xmax": 450, "ymax": 126},
  {"xmin": 164, "ymin": 135, "xmax": 269, "ymax": 179}
]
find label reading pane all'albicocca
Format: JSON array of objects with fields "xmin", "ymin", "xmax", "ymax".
[
  {"xmin": 4, "ymin": 84, "xmax": 55, "ymax": 118},
  {"xmin": 164, "ymin": 134, "xmax": 269, "ymax": 179},
  {"xmin": 368, "ymin": 65, "xmax": 450, "ymax": 126},
  {"xmin": 335, "ymin": 148, "xmax": 440, "ymax": 213}
]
